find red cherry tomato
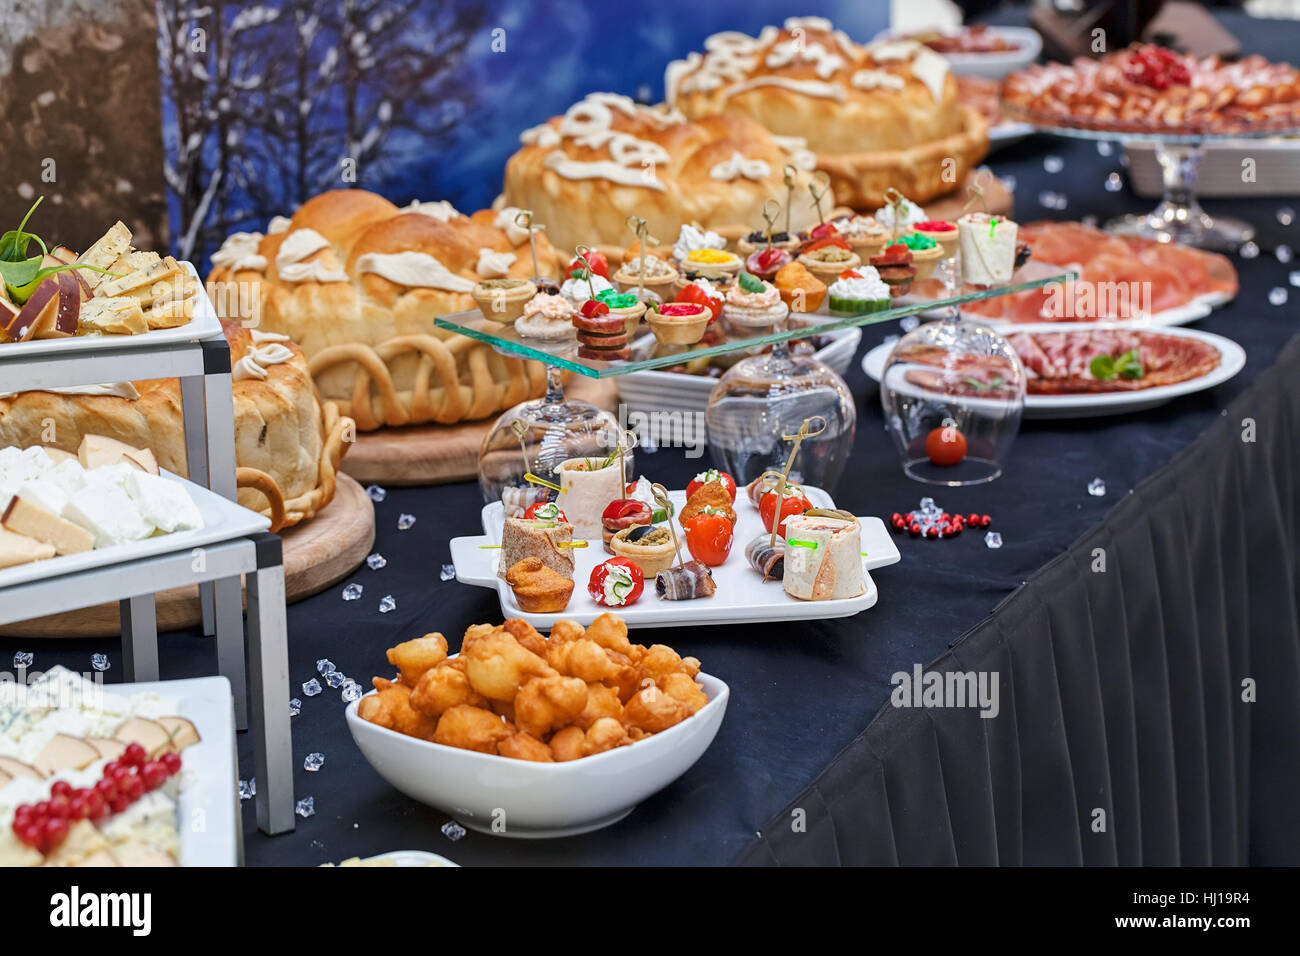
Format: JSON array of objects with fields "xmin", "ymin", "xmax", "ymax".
[
  {"xmin": 925, "ymin": 425, "xmax": 967, "ymax": 467},
  {"xmin": 809, "ymin": 222, "xmax": 838, "ymax": 240},
  {"xmin": 759, "ymin": 489, "xmax": 812, "ymax": 537},
  {"xmin": 588, "ymin": 557, "xmax": 645, "ymax": 607},
  {"xmin": 682, "ymin": 510, "xmax": 735, "ymax": 566},
  {"xmin": 685, "ymin": 468, "xmax": 737, "ymax": 502},
  {"xmin": 673, "ymin": 283, "xmax": 723, "ymax": 324},
  {"xmin": 524, "ymin": 501, "xmax": 567, "ymax": 522},
  {"xmin": 580, "ymin": 298, "xmax": 610, "ymax": 318},
  {"xmin": 567, "ymin": 251, "xmax": 610, "ymax": 279}
]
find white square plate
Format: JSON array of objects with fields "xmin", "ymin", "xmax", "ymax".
[{"xmin": 450, "ymin": 487, "xmax": 900, "ymax": 629}]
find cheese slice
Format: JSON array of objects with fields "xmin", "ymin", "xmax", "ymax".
[
  {"xmin": 41, "ymin": 820, "xmax": 115, "ymax": 868},
  {"xmin": 122, "ymin": 447, "xmax": 159, "ymax": 476},
  {"xmin": 141, "ymin": 294, "xmax": 195, "ymax": 329},
  {"xmin": 76, "ymin": 221, "xmax": 133, "ymax": 290},
  {"xmin": 99, "ymin": 254, "xmax": 181, "ymax": 299},
  {"xmin": 101, "ymin": 250, "xmax": 162, "ymax": 288},
  {"xmin": 64, "ymin": 483, "xmax": 155, "ymax": 547},
  {"xmin": 77, "ymin": 434, "xmax": 142, "ymax": 471},
  {"xmin": 15, "ymin": 478, "xmax": 69, "ymax": 516},
  {"xmin": 41, "ymin": 447, "xmax": 77, "ymax": 465},
  {"xmin": 2, "ymin": 495, "xmax": 95, "ymax": 555},
  {"xmin": 125, "ymin": 471, "xmax": 203, "ymax": 533},
  {"xmin": 78, "ymin": 296, "xmax": 147, "ymax": 335},
  {"xmin": 0, "ymin": 527, "xmax": 56, "ymax": 569}
]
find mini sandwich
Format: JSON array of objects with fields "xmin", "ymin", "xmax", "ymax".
[
  {"xmin": 958, "ymin": 213, "xmax": 1018, "ymax": 286},
  {"xmin": 782, "ymin": 510, "xmax": 865, "ymax": 601},
  {"xmin": 498, "ymin": 516, "xmax": 575, "ymax": 580}
]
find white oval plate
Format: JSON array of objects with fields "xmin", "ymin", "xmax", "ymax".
[
  {"xmin": 861, "ymin": 322, "xmax": 1247, "ymax": 419},
  {"xmin": 871, "ymin": 26, "xmax": 1042, "ymax": 79}
]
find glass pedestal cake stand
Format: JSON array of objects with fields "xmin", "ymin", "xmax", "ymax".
[{"xmin": 1000, "ymin": 109, "xmax": 1300, "ymax": 251}]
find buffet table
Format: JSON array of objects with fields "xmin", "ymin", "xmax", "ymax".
[{"xmin": 3, "ymin": 10, "xmax": 1297, "ymax": 868}]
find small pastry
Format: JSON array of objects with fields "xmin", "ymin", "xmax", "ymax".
[
  {"xmin": 654, "ymin": 560, "xmax": 716, "ymax": 601},
  {"xmin": 875, "ymin": 197, "xmax": 927, "ymax": 234},
  {"xmin": 646, "ymin": 302, "xmax": 711, "ymax": 346},
  {"xmin": 782, "ymin": 511, "xmax": 865, "ymax": 601},
  {"xmin": 869, "ymin": 244, "xmax": 916, "ymax": 298},
  {"xmin": 682, "ymin": 248, "xmax": 742, "ymax": 281},
  {"xmin": 505, "ymin": 557, "xmax": 574, "ymax": 613},
  {"xmin": 913, "ymin": 220, "xmax": 959, "ymax": 260},
  {"xmin": 593, "ymin": 288, "xmax": 648, "ymax": 337},
  {"xmin": 672, "ymin": 280, "xmax": 723, "ymax": 325},
  {"xmin": 672, "ymin": 223, "xmax": 728, "ymax": 267},
  {"xmin": 831, "ymin": 215, "xmax": 891, "ymax": 252},
  {"xmin": 612, "ymin": 255, "xmax": 679, "ymax": 297},
  {"xmin": 797, "ymin": 239, "xmax": 861, "ymax": 282},
  {"xmin": 515, "ymin": 292, "xmax": 579, "ymax": 341},
  {"xmin": 744, "ymin": 246, "xmax": 792, "ymax": 283},
  {"xmin": 588, "ymin": 557, "xmax": 644, "ymax": 608},
  {"xmin": 773, "ymin": 261, "xmax": 827, "ymax": 313},
  {"xmin": 560, "ymin": 272, "xmax": 613, "ymax": 308},
  {"xmin": 556, "ymin": 456, "xmax": 625, "ymax": 539},
  {"xmin": 678, "ymin": 480, "xmax": 737, "ymax": 526},
  {"xmin": 601, "ymin": 499, "xmax": 652, "ymax": 552},
  {"xmin": 471, "ymin": 277, "xmax": 535, "ymax": 324},
  {"xmin": 609, "ymin": 524, "xmax": 678, "ymax": 577},
  {"xmin": 887, "ymin": 233, "xmax": 944, "ymax": 280},
  {"xmin": 722, "ymin": 272, "xmax": 788, "ymax": 333},
  {"xmin": 959, "ymin": 213, "xmax": 1019, "ymax": 286},
  {"xmin": 737, "ymin": 230, "xmax": 800, "ymax": 255},
  {"xmin": 499, "ymin": 516, "xmax": 575, "ymax": 580},
  {"xmin": 826, "ymin": 267, "xmax": 892, "ymax": 315},
  {"xmin": 686, "ymin": 468, "xmax": 736, "ymax": 502}
]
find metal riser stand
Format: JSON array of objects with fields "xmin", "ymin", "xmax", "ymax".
[{"xmin": 0, "ymin": 323, "xmax": 294, "ymax": 835}]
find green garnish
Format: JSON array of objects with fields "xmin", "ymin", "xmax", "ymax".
[
  {"xmin": 962, "ymin": 375, "xmax": 1006, "ymax": 392},
  {"xmin": 900, "ymin": 233, "xmax": 937, "ymax": 251},
  {"xmin": 788, "ymin": 538, "xmax": 819, "ymax": 550},
  {"xmin": 0, "ymin": 197, "xmax": 115, "ymax": 304},
  {"xmin": 737, "ymin": 270, "xmax": 765, "ymax": 294},
  {"xmin": 595, "ymin": 289, "xmax": 638, "ymax": 309},
  {"xmin": 1089, "ymin": 349, "xmax": 1144, "ymax": 382}
]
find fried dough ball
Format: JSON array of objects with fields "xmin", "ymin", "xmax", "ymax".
[
  {"xmin": 583, "ymin": 717, "xmax": 630, "ymax": 755},
  {"xmin": 576, "ymin": 682, "xmax": 624, "ymax": 730},
  {"xmin": 549, "ymin": 619, "xmax": 587, "ymax": 644},
  {"xmin": 659, "ymin": 672, "xmax": 709, "ymax": 715},
  {"xmin": 359, "ymin": 677, "xmax": 440, "ymax": 740},
  {"xmin": 603, "ymin": 650, "xmax": 643, "ymax": 703},
  {"xmin": 498, "ymin": 732, "xmax": 555, "ymax": 762},
  {"xmin": 461, "ymin": 622, "xmax": 496, "ymax": 655},
  {"xmin": 433, "ymin": 705, "xmax": 513, "ymax": 754},
  {"xmin": 410, "ymin": 659, "xmax": 488, "ymax": 717},
  {"xmin": 386, "ymin": 633, "xmax": 448, "ymax": 684},
  {"xmin": 546, "ymin": 638, "xmax": 623, "ymax": 682},
  {"xmin": 491, "ymin": 699, "xmax": 516, "ymax": 723},
  {"xmin": 514, "ymin": 675, "xmax": 588, "ymax": 738},
  {"xmin": 586, "ymin": 612, "xmax": 635, "ymax": 657},
  {"xmin": 624, "ymin": 683, "xmax": 691, "ymax": 733},
  {"xmin": 502, "ymin": 618, "xmax": 547, "ymax": 658},
  {"xmin": 461, "ymin": 628, "xmax": 556, "ymax": 702},
  {"xmin": 549, "ymin": 725, "xmax": 586, "ymax": 761},
  {"xmin": 638, "ymin": 644, "xmax": 700, "ymax": 682}
]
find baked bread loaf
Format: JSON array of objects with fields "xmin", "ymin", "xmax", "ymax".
[
  {"xmin": 502, "ymin": 91, "xmax": 827, "ymax": 257},
  {"xmin": 0, "ymin": 321, "xmax": 350, "ymax": 532},
  {"xmin": 206, "ymin": 189, "xmax": 557, "ymax": 430},
  {"xmin": 665, "ymin": 16, "xmax": 988, "ymax": 209}
]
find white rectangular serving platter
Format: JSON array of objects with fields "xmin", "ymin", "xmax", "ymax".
[
  {"xmin": 126, "ymin": 675, "xmax": 239, "ymax": 866},
  {"xmin": 861, "ymin": 322, "xmax": 1247, "ymax": 419},
  {"xmin": 450, "ymin": 486, "xmax": 901, "ymax": 629},
  {"xmin": 0, "ymin": 262, "xmax": 220, "ymax": 360},
  {"xmin": 0, "ymin": 470, "xmax": 270, "ymax": 590}
]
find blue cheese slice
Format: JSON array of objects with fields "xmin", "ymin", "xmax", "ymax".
[{"xmin": 76, "ymin": 222, "xmax": 133, "ymax": 290}]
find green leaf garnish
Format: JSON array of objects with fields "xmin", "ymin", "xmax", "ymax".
[
  {"xmin": 737, "ymin": 270, "xmax": 765, "ymax": 294},
  {"xmin": 0, "ymin": 197, "xmax": 44, "ymax": 263},
  {"xmin": 6, "ymin": 262, "xmax": 116, "ymax": 305},
  {"xmin": 0, "ymin": 197, "xmax": 118, "ymax": 304},
  {"xmin": 1090, "ymin": 349, "xmax": 1143, "ymax": 382}
]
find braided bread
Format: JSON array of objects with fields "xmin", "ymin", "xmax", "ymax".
[
  {"xmin": 0, "ymin": 321, "xmax": 350, "ymax": 532},
  {"xmin": 207, "ymin": 190, "xmax": 557, "ymax": 430}
]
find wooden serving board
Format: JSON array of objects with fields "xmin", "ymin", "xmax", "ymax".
[
  {"xmin": 0, "ymin": 474, "xmax": 375, "ymax": 638},
  {"xmin": 342, "ymin": 376, "xmax": 620, "ymax": 486}
]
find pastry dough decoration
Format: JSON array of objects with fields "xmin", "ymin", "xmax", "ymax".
[
  {"xmin": 667, "ymin": 17, "xmax": 987, "ymax": 209},
  {"xmin": 207, "ymin": 189, "xmax": 557, "ymax": 430}
]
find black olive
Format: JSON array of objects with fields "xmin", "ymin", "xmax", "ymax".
[{"xmin": 625, "ymin": 525, "xmax": 655, "ymax": 543}]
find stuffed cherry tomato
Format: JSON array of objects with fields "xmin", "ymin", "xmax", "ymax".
[
  {"xmin": 685, "ymin": 468, "xmax": 736, "ymax": 502},
  {"xmin": 682, "ymin": 508, "xmax": 735, "ymax": 566},
  {"xmin": 567, "ymin": 251, "xmax": 610, "ymax": 279},
  {"xmin": 759, "ymin": 489, "xmax": 812, "ymax": 537},
  {"xmin": 524, "ymin": 501, "xmax": 567, "ymax": 522},
  {"xmin": 588, "ymin": 557, "xmax": 644, "ymax": 607}
]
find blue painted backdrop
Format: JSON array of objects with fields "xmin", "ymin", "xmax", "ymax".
[{"xmin": 159, "ymin": 1, "xmax": 891, "ymax": 266}]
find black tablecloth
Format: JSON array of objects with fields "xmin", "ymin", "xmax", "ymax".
[{"xmin": 3, "ymin": 9, "xmax": 1297, "ymax": 867}]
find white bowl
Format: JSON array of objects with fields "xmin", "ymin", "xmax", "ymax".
[
  {"xmin": 872, "ymin": 26, "xmax": 1041, "ymax": 79},
  {"xmin": 346, "ymin": 673, "xmax": 729, "ymax": 838}
]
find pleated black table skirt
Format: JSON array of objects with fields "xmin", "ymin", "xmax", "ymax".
[{"xmin": 741, "ymin": 335, "xmax": 1300, "ymax": 866}]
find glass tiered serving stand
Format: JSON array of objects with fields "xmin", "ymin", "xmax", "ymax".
[{"xmin": 437, "ymin": 268, "xmax": 1074, "ymax": 497}]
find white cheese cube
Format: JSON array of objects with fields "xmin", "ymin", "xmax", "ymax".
[
  {"xmin": 83, "ymin": 462, "xmax": 138, "ymax": 491},
  {"xmin": 64, "ymin": 484, "xmax": 155, "ymax": 547},
  {"xmin": 124, "ymin": 472, "xmax": 204, "ymax": 533},
  {"xmin": 15, "ymin": 479, "xmax": 69, "ymax": 517},
  {"xmin": 45, "ymin": 460, "xmax": 88, "ymax": 498}
]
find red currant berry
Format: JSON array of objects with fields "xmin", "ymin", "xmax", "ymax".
[
  {"xmin": 123, "ymin": 775, "xmax": 145, "ymax": 801},
  {"xmin": 908, "ymin": 523, "xmax": 922, "ymax": 537},
  {"xmin": 123, "ymin": 743, "xmax": 147, "ymax": 768},
  {"xmin": 102, "ymin": 760, "xmax": 122, "ymax": 777},
  {"xmin": 49, "ymin": 780, "xmax": 73, "ymax": 799},
  {"xmin": 980, "ymin": 515, "xmax": 992, "ymax": 527},
  {"xmin": 47, "ymin": 796, "xmax": 71, "ymax": 819},
  {"xmin": 94, "ymin": 778, "xmax": 118, "ymax": 802},
  {"xmin": 110, "ymin": 795, "xmax": 132, "ymax": 814},
  {"xmin": 925, "ymin": 527, "xmax": 939, "ymax": 539},
  {"xmin": 141, "ymin": 762, "xmax": 168, "ymax": 791},
  {"xmin": 68, "ymin": 795, "xmax": 91, "ymax": 820},
  {"xmin": 42, "ymin": 816, "xmax": 69, "ymax": 849},
  {"xmin": 161, "ymin": 752, "xmax": 182, "ymax": 775},
  {"xmin": 15, "ymin": 820, "xmax": 44, "ymax": 849},
  {"xmin": 86, "ymin": 791, "xmax": 108, "ymax": 821}
]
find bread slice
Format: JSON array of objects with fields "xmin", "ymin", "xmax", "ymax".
[
  {"xmin": 78, "ymin": 295, "xmax": 147, "ymax": 335},
  {"xmin": 2, "ymin": 495, "xmax": 95, "ymax": 555},
  {"xmin": 76, "ymin": 221, "xmax": 133, "ymax": 290}
]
